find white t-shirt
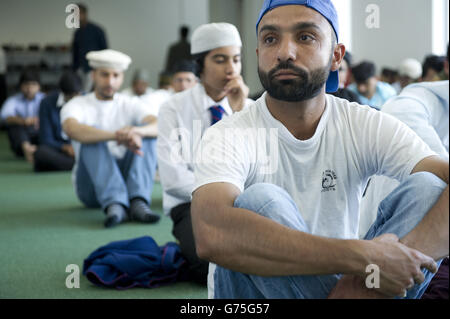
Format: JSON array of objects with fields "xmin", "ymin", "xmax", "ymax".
[
  {"xmin": 193, "ymin": 92, "xmax": 436, "ymax": 240},
  {"xmin": 60, "ymin": 92, "xmax": 153, "ymax": 188}
]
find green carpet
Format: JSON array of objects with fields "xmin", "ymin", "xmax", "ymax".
[{"xmin": 0, "ymin": 131, "xmax": 207, "ymax": 299}]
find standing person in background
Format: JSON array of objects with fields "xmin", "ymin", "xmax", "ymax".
[
  {"xmin": 157, "ymin": 22, "xmax": 252, "ymax": 285},
  {"xmin": 33, "ymin": 71, "xmax": 82, "ymax": 172},
  {"xmin": 0, "ymin": 69, "xmax": 45, "ymax": 163},
  {"xmin": 72, "ymin": 3, "xmax": 108, "ymax": 92},
  {"xmin": 165, "ymin": 26, "xmax": 192, "ymax": 74}
]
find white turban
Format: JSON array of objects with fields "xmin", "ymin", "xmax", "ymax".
[
  {"xmin": 86, "ymin": 49, "xmax": 132, "ymax": 71},
  {"xmin": 191, "ymin": 23, "xmax": 242, "ymax": 55},
  {"xmin": 398, "ymin": 59, "xmax": 423, "ymax": 79}
]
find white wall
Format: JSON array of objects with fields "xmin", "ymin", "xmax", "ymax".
[
  {"xmin": 350, "ymin": 0, "xmax": 433, "ymax": 72},
  {"xmin": 0, "ymin": 0, "xmax": 209, "ymax": 89}
]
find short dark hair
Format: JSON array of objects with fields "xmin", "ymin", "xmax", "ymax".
[
  {"xmin": 59, "ymin": 71, "xmax": 82, "ymax": 95},
  {"xmin": 422, "ymin": 55, "xmax": 445, "ymax": 78},
  {"xmin": 352, "ymin": 61, "xmax": 376, "ymax": 83},
  {"xmin": 192, "ymin": 51, "xmax": 209, "ymax": 77},
  {"xmin": 172, "ymin": 59, "xmax": 198, "ymax": 75},
  {"xmin": 19, "ymin": 68, "xmax": 40, "ymax": 86}
]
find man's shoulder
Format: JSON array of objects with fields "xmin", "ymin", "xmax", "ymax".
[
  {"xmin": 40, "ymin": 92, "xmax": 59, "ymax": 108},
  {"xmin": 163, "ymin": 85, "xmax": 199, "ymax": 110},
  {"xmin": 87, "ymin": 22, "xmax": 105, "ymax": 33},
  {"xmin": 215, "ymin": 99, "xmax": 260, "ymax": 130},
  {"xmin": 62, "ymin": 93, "xmax": 92, "ymax": 110}
]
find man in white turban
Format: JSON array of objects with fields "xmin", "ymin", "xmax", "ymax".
[
  {"xmin": 157, "ymin": 23, "xmax": 253, "ymax": 284},
  {"xmin": 61, "ymin": 49, "xmax": 160, "ymax": 228}
]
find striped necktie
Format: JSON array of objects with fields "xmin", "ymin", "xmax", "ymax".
[{"xmin": 209, "ymin": 105, "xmax": 225, "ymax": 126}]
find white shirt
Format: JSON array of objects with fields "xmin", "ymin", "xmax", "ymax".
[
  {"xmin": 157, "ymin": 83, "xmax": 253, "ymax": 215},
  {"xmin": 60, "ymin": 92, "xmax": 153, "ymax": 186},
  {"xmin": 359, "ymin": 81, "xmax": 449, "ymax": 238},
  {"xmin": 194, "ymin": 93, "xmax": 435, "ymax": 239},
  {"xmin": 193, "ymin": 93, "xmax": 436, "ymax": 299}
]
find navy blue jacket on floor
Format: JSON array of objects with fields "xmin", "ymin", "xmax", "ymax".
[{"xmin": 83, "ymin": 236, "xmax": 189, "ymax": 289}]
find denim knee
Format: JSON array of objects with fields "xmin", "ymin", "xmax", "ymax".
[{"xmin": 234, "ymin": 183, "xmax": 309, "ymax": 232}]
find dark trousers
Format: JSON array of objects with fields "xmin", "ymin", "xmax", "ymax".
[
  {"xmin": 170, "ymin": 202, "xmax": 209, "ymax": 285},
  {"xmin": 7, "ymin": 125, "xmax": 39, "ymax": 157},
  {"xmin": 34, "ymin": 145, "xmax": 75, "ymax": 172}
]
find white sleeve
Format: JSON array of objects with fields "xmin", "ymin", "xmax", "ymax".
[
  {"xmin": 157, "ymin": 102, "xmax": 196, "ymax": 202},
  {"xmin": 60, "ymin": 99, "xmax": 84, "ymax": 125},
  {"xmin": 358, "ymin": 109, "xmax": 437, "ymax": 182},
  {"xmin": 131, "ymin": 98, "xmax": 154, "ymax": 125},
  {"xmin": 382, "ymin": 90, "xmax": 449, "ymax": 160},
  {"xmin": 193, "ymin": 124, "xmax": 250, "ymax": 193},
  {"xmin": 0, "ymin": 97, "xmax": 17, "ymax": 120}
]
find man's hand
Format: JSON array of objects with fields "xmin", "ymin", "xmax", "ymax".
[
  {"xmin": 25, "ymin": 117, "xmax": 39, "ymax": 129},
  {"xmin": 224, "ymin": 75, "xmax": 249, "ymax": 113},
  {"xmin": 329, "ymin": 233, "xmax": 438, "ymax": 299},
  {"xmin": 115, "ymin": 126, "xmax": 144, "ymax": 156},
  {"xmin": 61, "ymin": 144, "xmax": 75, "ymax": 158},
  {"xmin": 368, "ymin": 233, "xmax": 438, "ymax": 297}
]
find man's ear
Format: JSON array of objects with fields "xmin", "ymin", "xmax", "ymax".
[{"xmin": 331, "ymin": 44, "xmax": 346, "ymax": 72}]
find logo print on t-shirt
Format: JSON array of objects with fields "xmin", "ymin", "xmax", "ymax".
[{"xmin": 322, "ymin": 170, "xmax": 337, "ymax": 192}]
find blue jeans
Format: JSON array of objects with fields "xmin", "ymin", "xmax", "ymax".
[
  {"xmin": 75, "ymin": 139, "xmax": 157, "ymax": 211},
  {"xmin": 213, "ymin": 172, "xmax": 447, "ymax": 299}
]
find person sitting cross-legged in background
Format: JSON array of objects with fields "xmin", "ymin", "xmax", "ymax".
[
  {"xmin": 33, "ymin": 71, "xmax": 82, "ymax": 172},
  {"xmin": 0, "ymin": 69, "xmax": 45, "ymax": 163},
  {"xmin": 61, "ymin": 49, "xmax": 160, "ymax": 228}
]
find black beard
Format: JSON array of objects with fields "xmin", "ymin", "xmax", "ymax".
[{"xmin": 258, "ymin": 60, "xmax": 331, "ymax": 102}]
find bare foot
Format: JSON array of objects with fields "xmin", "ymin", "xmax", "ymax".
[{"xmin": 22, "ymin": 142, "xmax": 37, "ymax": 164}]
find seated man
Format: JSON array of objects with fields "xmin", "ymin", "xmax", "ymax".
[
  {"xmin": 348, "ymin": 61, "xmax": 397, "ymax": 110},
  {"xmin": 0, "ymin": 69, "xmax": 45, "ymax": 162},
  {"xmin": 191, "ymin": 0, "xmax": 448, "ymax": 299},
  {"xmin": 33, "ymin": 71, "xmax": 82, "ymax": 172},
  {"xmin": 122, "ymin": 68, "xmax": 155, "ymax": 99},
  {"xmin": 395, "ymin": 58, "xmax": 422, "ymax": 92},
  {"xmin": 157, "ymin": 22, "xmax": 252, "ymax": 284},
  {"xmin": 61, "ymin": 49, "xmax": 160, "ymax": 228},
  {"xmin": 170, "ymin": 60, "xmax": 198, "ymax": 93}
]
